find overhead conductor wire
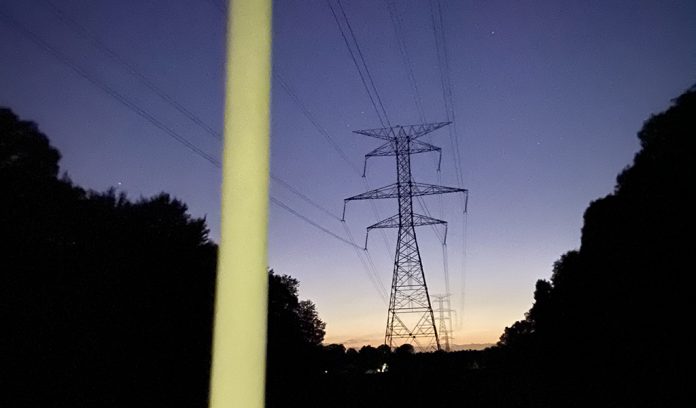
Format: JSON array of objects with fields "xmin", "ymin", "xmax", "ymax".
[
  {"xmin": 0, "ymin": 4, "xmax": 390, "ymax": 302},
  {"xmin": 205, "ymin": 0, "xmax": 390, "ymax": 303},
  {"xmin": 429, "ymin": 0, "xmax": 470, "ymax": 329}
]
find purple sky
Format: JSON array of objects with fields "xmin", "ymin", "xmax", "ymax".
[{"xmin": 1, "ymin": 0, "xmax": 694, "ymax": 347}]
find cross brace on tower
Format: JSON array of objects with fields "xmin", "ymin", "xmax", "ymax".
[{"xmin": 343, "ymin": 122, "xmax": 467, "ymax": 351}]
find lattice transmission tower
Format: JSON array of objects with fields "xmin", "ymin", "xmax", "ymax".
[
  {"xmin": 432, "ymin": 294, "xmax": 455, "ymax": 352},
  {"xmin": 342, "ymin": 122, "xmax": 467, "ymax": 351}
]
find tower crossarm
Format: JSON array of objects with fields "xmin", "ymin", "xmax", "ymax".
[
  {"xmin": 342, "ymin": 183, "xmax": 398, "ymax": 220},
  {"xmin": 345, "ymin": 183, "xmax": 398, "ymax": 200},
  {"xmin": 368, "ymin": 213, "xmax": 445, "ymax": 230},
  {"xmin": 353, "ymin": 121, "xmax": 451, "ymax": 140},
  {"xmin": 345, "ymin": 182, "xmax": 464, "ymax": 202},
  {"xmin": 363, "ymin": 140, "xmax": 442, "ymax": 176},
  {"xmin": 411, "ymin": 182, "xmax": 467, "ymax": 198},
  {"xmin": 365, "ymin": 140, "xmax": 441, "ymax": 157},
  {"xmin": 342, "ymin": 183, "xmax": 466, "ymax": 219},
  {"xmin": 363, "ymin": 213, "xmax": 446, "ymax": 249}
]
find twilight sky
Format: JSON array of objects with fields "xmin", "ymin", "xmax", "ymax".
[{"xmin": 1, "ymin": 0, "xmax": 694, "ymax": 348}]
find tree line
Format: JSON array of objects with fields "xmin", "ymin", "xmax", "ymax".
[
  {"xmin": 0, "ymin": 107, "xmax": 328, "ymax": 407},
  {"xmin": 494, "ymin": 85, "xmax": 694, "ymax": 406}
]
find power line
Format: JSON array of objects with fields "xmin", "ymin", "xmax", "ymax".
[
  {"xmin": 268, "ymin": 187, "xmax": 389, "ymax": 301},
  {"xmin": 0, "ymin": 8, "xmax": 221, "ymax": 167},
  {"xmin": 3, "ymin": 4, "xmax": 392, "ymax": 304},
  {"xmin": 39, "ymin": 0, "xmax": 222, "ymax": 141},
  {"xmin": 457, "ymin": 210, "xmax": 469, "ymax": 330},
  {"xmin": 41, "ymin": 0, "xmax": 367, "ymax": 241},
  {"xmin": 274, "ymin": 72, "xmax": 361, "ymax": 175},
  {"xmin": 270, "ymin": 175, "xmax": 389, "ymax": 300},
  {"xmin": 0, "ymin": 9, "xmax": 335, "ymax": 245},
  {"xmin": 384, "ymin": 0, "xmax": 441, "ymax": 171},
  {"xmin": 205, "ymin": 0, "xmax": 401, "ymax": 267},
  {"xmin": 327, "ymin": 0, "xmax": 389, "ymax": 128},
  {"xmin": 384, "ymin": 0, "xmax": 425, "ymax": 123},
  {"xmin": 336, "ymin": 0, "xmax": 391, "ymax": 127},
  {"xmin": 427, "ymin": 0, "xmax": 470, "ymax": 334},
  {"xmin": 429, "ymin": 0, "xmax": 465, "ymax": 192},
  {"xmin": 30, "ymin": 0, "xmax": 452, "ymax": 312},
  {"xmin": 202, "ymin": 0, "xmax": 393, "ymax": 301},
  {"xmin": 269, "ymin": 197, "xmax": 359, "ymax": 250},
  {"xmin": 276, "ymin": 72, "xmax": 394, "ymax": 251},
  {"xmin": 270, "ymin": 190, "xmax": 388, "ymax": 302},
  {"xmin": 271, "ymin": 174, "xmax": 342, "ymax": 221},
  {"xmin": 41, "ymin": 1, "xmax": 367, "ymax": 236},
  {"xmin": 268, "ymin": 195, "xmax": 388, "ymax": 304},
  {"xmin": 341, "ymin": 222, "xmax": 389, "ymax": 303},
  {"xmin": 274, "ymin": 73, "xmax": 392, "ymax": 294},
  {"xmin": 38, "ymin": 0, "xmax": 370, "ymax": 241},
  {"xmin": 416, "ymin": 196, "xmax": 444, "ymax": 244}
]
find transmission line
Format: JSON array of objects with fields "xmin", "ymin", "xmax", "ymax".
[
  {"xmin": 3, "ymin": 4, "xmax": 394, "ymax": 304},
  {"xmin": 204, "ymin": 1, "xmax": 396, "ymax": 260},
  {"xmin": 200, "ymin": 0, "xmax": 391, "ymax": 302},
  {"xmin": 39, "ymin": 0, "xmax": 222, "ymax": 141},
  {"xmin": 274, "ymin": 73, "xmax": 361, "ymax": 175},
  {"xmin": 275, "ymin": 72, "xmax": 394, "ymax": 254},
  {"xmin": 271, "ymin": 174, "xmax": 343, "ymax": 221},
  {"xmin": 384, "ymin": 0, "xmax": 425, "ymax": 123},
  {"xmin": 426, "ymin": 0, "xmax": 471, "ymax": 323},
  {"xmin": 269, "ymin": 197, "xmax": 358, "ymax": 249},
  {"xmin": 341, "ymin": 222, "xmax": 389, "ymax": 303},
  {"xmin": 44, "ymin": 0, "xmax": 356, "ymax": 232},
  {"xmin": 0, "ymin": 8, "xmax": 220, "ymax": 167},
  {"xmin": 327, "ymin": 0, "xmax": 390, "ymax": 128},
  {"xmin": 39, "ymin": 0, "xmax": 366, "ymax": 234},
  {"xmin": 429, "ymin": 0, "xmax": 466, "ymax": 193},
  {"xmin": 274, "ymin": 75, "xmax": 392, "ymax": 294}
]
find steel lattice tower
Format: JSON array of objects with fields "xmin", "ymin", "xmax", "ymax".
[
  {"xmin": 343, "ymin": 122, "xmax": 467, "ymax": 351},
  {"xmin": 432, "ymin": 294, "xmax": 454, "ymax": 352}
]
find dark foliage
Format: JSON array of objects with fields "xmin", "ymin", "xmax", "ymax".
[
  {"xmin": 1, "ymin": 108, "xmax": 217, "ymax": 408},
  {"xmin": 497, "ymin": 85, "xmax": 695, "ymax": 406},
  {"xmin": 266, "ymin": 271, "xmax": 326, "ymax": 406},
  {"xmin": 1, "ymin": 108, "xmax": 326, "ymax": 408},
  {"xmin": 307, "ymin": 345, "xmax": 535, "ymax": 407}
]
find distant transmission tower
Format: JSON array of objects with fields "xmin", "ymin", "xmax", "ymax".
[
  {"xmin": 343, "ymin": 122, "xmax": 467, "ymax": 351},
  {"xmin": 432, "ymin": 294, "xmax": 454, "ymax": 352}
]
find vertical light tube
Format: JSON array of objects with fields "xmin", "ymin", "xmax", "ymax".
[{"xmin": 210, "ymin": 0, "xmax": 272, "ymax": 407}]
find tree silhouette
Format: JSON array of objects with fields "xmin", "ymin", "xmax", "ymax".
[
  {"xmin": 1, "ymin": 107, "xmax": 325, "ymax": 408},
  {"xmin": 266, "ymin": 270, "xmax": 326, "ymax": 406},
  {"xmin": 497, "ymin": 85, "xmax": 695, "ymax": 406},
  {"xmin": 267, "ymin": 271, "xmax": 326, "ymax": 354},
  {"xmin": 2, "ymin": 137, "xmax": 218, "ymax": 407},
  {"xmin": 394, "ymin": 343, "xmax": 415, "ymax": 356},
  {"xmin": 0, "ymin": 107, "xmax": 60, "ymax": 178}
]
